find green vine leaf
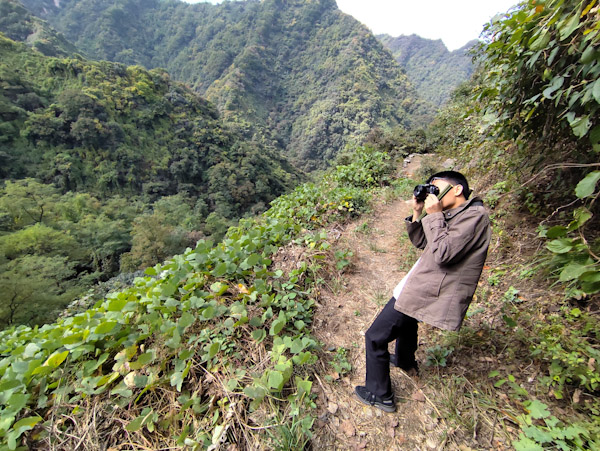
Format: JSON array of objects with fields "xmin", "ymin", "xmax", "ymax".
[{"xmin": 575, "ymin": 171, "xmax": 600, "ymax": 198}]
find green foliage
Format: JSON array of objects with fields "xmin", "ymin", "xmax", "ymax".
[
  {"xmin": 489, "ymin": 371, "xmax": 600, "ymax": 450},
  {"xmin": 539, "ymin": 171, "xmax": 600, "ymax": 298},
  {"xmin": 17, "ymin": 0, "xmax": 423, "ymax": 169},
  {"xmin": 0, "ymin": 0, "xmax": 78, "ymax": 56},
  {"xmin": 0, "ymin": 144, "xmax": 392, "ymax": 448},
  {"xmin": 378, "ymin": 33, "xmax": 476, "ymax": 107},
  {"xmin": 476, "ymin": 0, "xmax": 600, "ymax": 147},
  {"xmin": 329, "ymin": 347, "xmax": 352, "ymax": 377},
  {"xmin": 424, "ymin": 344, "xmax": 454, "ymax": 367},
  {"xmin": 531, "ymin": 306, "xmax": 600, "ymax": 399},
  {"xmin": 332, "ymin": 146, "xmax": 393, "ymax": 188},
  {"xmin": 0, "ymin": 35, "xmax": 302, "ymax": 327}
]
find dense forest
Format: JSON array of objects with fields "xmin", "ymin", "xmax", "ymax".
[
  {"xmin": 377, "ymin": 34, "xmax": 476, "ymax": 106},
  {"xmin": 0, "ymin": 33, "xmax": 301, "ymax": 326},
  {"xmin": 0, "ymin": 0, "xmax": 599, "ymax": 449},
  {"xmin": 15, "ymin": 0, "xmax": 434, "ymax": 169}
]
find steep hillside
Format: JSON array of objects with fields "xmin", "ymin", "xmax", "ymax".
[
  {"xmin": 18, "ymin": 0, "xmax": 431, "ymax": 169},
  {"xmin": 378, "ymin": 34, "xmax": 476, "ymax": 106},
  {"xmin": 0, "ymin": 34, "xmax": 301, "ymax": 326},
  {"xmin": 0, "ymin": 0, "xmax": 78, "ymax": 56}
]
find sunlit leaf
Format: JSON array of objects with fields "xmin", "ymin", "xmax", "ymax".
[{"xmin": 575, "ymin": 171, "xmax": 600, "ymax": 198}]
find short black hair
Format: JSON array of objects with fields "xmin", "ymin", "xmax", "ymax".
[{"xmin": 427, "ymin": 171, "xmax": 471, "ymax": 199}]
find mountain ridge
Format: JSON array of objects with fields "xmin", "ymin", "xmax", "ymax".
[
  {"xmin": 377, "ymin": 33, "xmax": 476, "ymax": 106},
  {"xmin": 17, "ymin": 0, "xmax": 432, "ymax": 169}
]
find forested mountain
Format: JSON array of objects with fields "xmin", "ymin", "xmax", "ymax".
[
  {"xmin": 0, "ymin": 34, "xmax": 301, "ymax": 326},
  {"xmin": 0, "ymin": 0, "xmax": 78, "ymax": 56},
  {"xmin": 17, "ymin": 0, "xmax": 431, "ymax": 169},
  {"xmin": 377, "ymin": 34, "xmax": 476, "ymax": 106}
]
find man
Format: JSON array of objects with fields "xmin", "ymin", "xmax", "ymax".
[{"xmin": 355, "ymin": 171, "xmax": 491, "ymax": 413}]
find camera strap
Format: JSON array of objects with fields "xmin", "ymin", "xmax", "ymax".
[{"xmin": 417, "ymin": 184, "xmax": 453, "ymax": 222}]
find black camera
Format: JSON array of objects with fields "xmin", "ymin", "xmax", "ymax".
[{"xmin": 413, "ymin": 184, "xmax": 440, "ymax": 202}]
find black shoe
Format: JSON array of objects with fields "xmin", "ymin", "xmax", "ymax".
[
  {"xmin": 390, "ymin": 355, "xmax": 419, "ymax": 376},
  {"xmin": 354, "ymin": 386, "xmax": 396, "ymax": 413}
]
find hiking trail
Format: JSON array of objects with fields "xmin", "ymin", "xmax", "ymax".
[{"xmin": 310, "ymin": 155, "xmax": 451, "ymax": 450}]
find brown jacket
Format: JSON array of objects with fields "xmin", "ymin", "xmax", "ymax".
[{"xmin": 394, "ymin": 196, "xmax": 491, "ymax": 331}]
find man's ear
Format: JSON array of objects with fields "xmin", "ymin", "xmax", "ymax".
[{"xmin": 454, "ymin": 184, "xmax": 464, "ymax": 197}]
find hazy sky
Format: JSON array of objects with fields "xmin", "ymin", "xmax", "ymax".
[{"xmin": 182, "ymin": 0, "xmax": 520, "ymax": 51}]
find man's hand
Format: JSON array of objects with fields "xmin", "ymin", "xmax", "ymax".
[
  {"xmin": 424, "ymin": 194, "xmax": 443, "ymax": 215},
  {"xmin": 411, "ymin": 196, "xmax": 424, "ymax": 221}
]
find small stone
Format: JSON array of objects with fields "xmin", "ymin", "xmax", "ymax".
[
  {"xmin": 355, "ymin": 440, "xmax": 367, "ymax": 449},
  {"xmin": 327, "ymin": 403, "xmax": 339, "ymax": 415},
  {"xmin": 340, "ymin": 420, "xmax": 356, "ymax": 437},
  {"xmin": 411, "ymin": 390, "xmax": 426, "ymax": 402},
  {"xmin": 427, "ymin": 438, "xmax": 438, "ymax": 449}
]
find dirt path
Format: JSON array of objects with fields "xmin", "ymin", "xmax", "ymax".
[{"xmin": 311, "ymin": 156, "xmax": 449, "ymax": 450}]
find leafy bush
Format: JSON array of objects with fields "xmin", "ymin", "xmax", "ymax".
[
  {"xmin": 539, "ymin": 171, "xmax": 600, "ymax": 298},
  {"xmin": 331, "ymin": 146, "xmax": 394, "ymax": 188},
  {"xmin": 476, "ymin": 0, "xmax": 600, "ymax": 147},
  {"xmin": 532, "ymin": 306, "xmax": 600, "ymax": 399}
]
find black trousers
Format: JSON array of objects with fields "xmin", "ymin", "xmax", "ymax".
[{"xmin": 365, "ymin": 297, "xmax": 418, "ymax": 398}]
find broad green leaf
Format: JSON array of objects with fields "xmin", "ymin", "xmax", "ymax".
[
  {"xmin": 212, "ymin": 262, "xmax": 227, "ymax": 277},
  {"xmin": 267, "ymin": 370, "xmax": 284, "ymax": 391},
  {"xmin": 529, "ymin": 30, "xmax": 550, "ymax": 50},
  {"xmin": 292, "ymin": 351, "xmax": 314, "ymax": 365},
  {"xmin": 251, "ymin": 329, "xmax": 266, "ymax": 342},
  {"xmin": 5, "ymin": 393, "xmax": 29, "ymax": 415},
  {"xmin": 593, "ymin": 78, "xmax": 600, "ymax": 104},
  {"xmin": 245, "ymin": 254, "xmax": 262, "ymax": 267},
  {"xmin": 96, "ymin": 372, "xmax": 120, "ymax": 387},
  {"xmin": 575, "ymin": 171, "xmax": 600, "ymax": 198},
  {"xmin": 570, "ymin": 207, "xmax": 593, "ymax": 230},
  {"xmin": 94, "ymin": 321, "xmax": 117, "ymax": 335},
  {"xmin": 579, "ymin": 271, "xmax": 600, "ymax": 282},
  {"xmin": 559, "ymin": 262, "xmax": 591, "ymax": 281},
  {"xmin": 545, "ymin": 226, "xmax": 568, "ymax": 238},
  {"xmin": 6, "ymin": 415, "xmax": 43, "ymax": 450},
  {"xmin": 125, "ymin": 415, "xmax": 145, "ymax": 432},
  {"xmin": 130, "ymin": 352, "xmax": 155, "ymax": 370},
  {"xmin": 11, "ymin": 416, "xmax": 42, "ymax": 431},
  {"xmin": 546, "ymin": 238, "xmax": 574, "ymax": 254},
  {"xmin": 45, "ymin": 350, "xmax": 69, "ymax": 368},
  {"xmin": 295, "ymin": 378, "xmax": 312, "ymax": 398},
  {"xmin": 289, "ymin": 338, "xmax": 306, "ymax": 354},
  {"xmin": 269, "ymin": 318, "xmax": 286, "ymax": 336},
  {"xmin": 107, "ymin": 298, "xmax": 128, "ymax": 312},
  {"xmin": 559, "ymin": 15, "xmax": 580, "ymax": 41},
  {"xmin": 23, "ymin": 343, "xmax": 41, "ymax": 359},
  {"xmin": 502, "ymin": 315, "xmax": 517, "ymax": 328},
  {"xmin": 570, "ymin": 115, "xmax": 591, "ymax": 137},
  {"xmin": 208, "ymin": 341, "xmax": 220, "ymax": 358},
  {"xmin": 513, "ymin": 435, "xmax": 545, "ymax": 451},
  {"xmin": 526, "ymin": 399, "xmax": 550, "ymax": 419},
  {"xmin": 178, "ymin": 312, "xmax": 195, "ymax": 329},
  {"xmin": 202, "ymin": 305, "xmax": 216, "ymax": 320},
  {"xmin": 581, "ymin": 45, "xmax": 597, "ymax": 64}
]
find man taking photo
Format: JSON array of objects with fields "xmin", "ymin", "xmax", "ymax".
[{"xmin": 355, "ymin": 170, "xmax": 492, "ymax": 413}]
